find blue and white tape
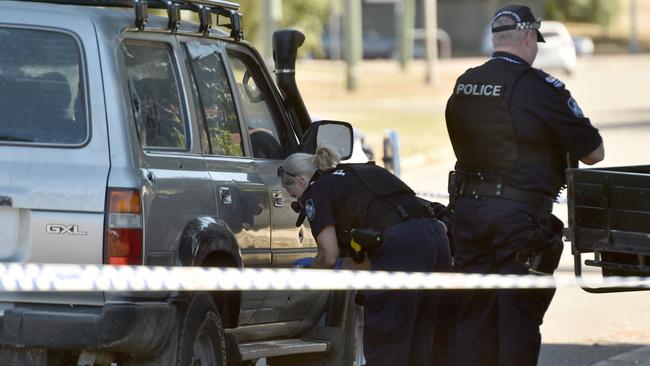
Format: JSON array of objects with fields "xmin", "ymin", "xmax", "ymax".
[{"xmin": 0, "ymin": 263, "xmax": 648, "ymax": 292}]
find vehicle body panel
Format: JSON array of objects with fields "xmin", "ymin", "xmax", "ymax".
[
  {"xmin": 0, "ymin": 0, "xmax": 334, "ymax": 357},
  {"xmin": 0, "ymin": 2, "xmax": 109, "ymax": 306},
  {"xmin": 568, "ymin": 165, "xmax": 650, "ymax": 292}
]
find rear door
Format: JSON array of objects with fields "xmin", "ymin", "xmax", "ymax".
[
  {"xmin": 0, "ymin": 11, "xmax": 108, "ymax": 304},
  {"xmin": 181, "ymin": 39, "xmax": 272, "ymax": 325},
  {"xmin": 120, "ymin": 35, "xmax": 217, "ymax": 271}
]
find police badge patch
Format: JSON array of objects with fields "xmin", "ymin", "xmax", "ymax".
[
  {"xmin": 304, "ymin": 199, "xmax": 316, "ymax": 222},
  {"xmin": 567, "ymin": 97, "xmax": 584, "ymax": 117},
  {"xmin": 545, "ymin": 75, "xmax": 564, "ymax": 89}
]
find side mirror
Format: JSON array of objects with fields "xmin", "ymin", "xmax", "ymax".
[{"xmin": 300, "ymin": 120, "xmax": 353, "ymax": 161}]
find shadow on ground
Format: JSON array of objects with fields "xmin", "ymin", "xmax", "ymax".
[{"xmin": 539, "ymin": 343, "xmax": 646, "ymax": 366}]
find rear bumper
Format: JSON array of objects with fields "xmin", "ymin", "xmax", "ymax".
[{"xmin": 0, "ymin": 302, "xmax": 176, "ymax": 354}]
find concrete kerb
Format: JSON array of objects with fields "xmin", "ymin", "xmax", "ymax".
[{"xmin": 590, "ymin": 346, "xmax": 650, "ymax": 366}]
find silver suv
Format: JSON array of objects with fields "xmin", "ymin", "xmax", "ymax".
[{"xmin": 0, "ymin": 1, "xmax": 360, "ymax": 365}]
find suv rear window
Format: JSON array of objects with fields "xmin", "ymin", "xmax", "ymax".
[
  {"xmin": 0, "ymin": 27, "xmax": 87, "ymax": 145},
  {"xmin": 123, "ymin": 42, "xmax": 188, "ymax": 150}
]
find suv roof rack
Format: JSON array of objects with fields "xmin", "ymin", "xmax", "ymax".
[{"xmin": 23, "ymin": 0, "xmax": 243, "ymax": 41}]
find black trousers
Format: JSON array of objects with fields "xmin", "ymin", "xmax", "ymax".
[
  {"xmin": 362, "ymin": 217, "xmax": 454, "ymax": 366},
  {"xmin": 452, "ymin": 197, "xmax": 555, "ymax": 366}
]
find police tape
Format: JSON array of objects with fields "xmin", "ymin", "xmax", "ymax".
[{"xmin": 0, "ymin": 263, "xmax": 649, "ymax": 292}]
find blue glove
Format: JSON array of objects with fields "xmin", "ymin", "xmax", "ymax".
[
  {"xmin": 293, "ymin": 257, "xmax": 343, "ymax": 269},
  {"xmin": 293, "ymin": 257, "xmax": 315, "ymax": 268},
  {"xmin": 334, "ymin": 258, "xmax": 344, "ymax": 270}
]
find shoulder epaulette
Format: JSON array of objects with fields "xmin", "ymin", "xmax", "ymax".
[{"xmin": 533, "ymin": 68, "xmax": 565, "ymax": 90}]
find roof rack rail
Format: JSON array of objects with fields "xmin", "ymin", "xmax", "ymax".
[{"xmin": 24, "ymin": 0, "xmax": 243, "ymax": 41}]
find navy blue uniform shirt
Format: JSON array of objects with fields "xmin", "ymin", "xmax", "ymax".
[
  {"xmin": 301, "ymin": 168, "xmax": 404, "ymax": 241},
  {"xmin": 301, "ymin": 169, "xmax": 352, "ymax": 239},
  {"xmin": 448, "ymin": 51, "xmax": 602, "ymax": 196}
]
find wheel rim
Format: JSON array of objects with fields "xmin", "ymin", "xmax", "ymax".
[{"xmin": 191, "ymin": 326, "xmax": 217, "ymax": 366}]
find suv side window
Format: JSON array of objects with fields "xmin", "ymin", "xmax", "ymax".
[
  {"xmin": 0, "ymin": 27, "xmax": 86, "ymax": 145},
  {"xmin": 122, "ymin": 42, "xmax": 188, "ymax": 150},
  {"xmin": 227, "ymin": 51, "xmax": 287, "ymax": 160},
  {"xmin": 184, "ymin": 42, "xmax": 243, "ymax": 157}
]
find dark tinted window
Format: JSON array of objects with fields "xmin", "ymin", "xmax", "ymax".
[
  {"xmin": 123, "ymin": 42, "xmax": 188, "ymax": 150},
  {"xmin": 185, "ymin": 42, "xmax": 243, "ymax": 157},
  {"xmin": 228, "ymin": 53, "xmax": 287, "ymax": 159},
  {"xmin": 0, "ymin": 27, "xmax": 86, "ymax": 145}
]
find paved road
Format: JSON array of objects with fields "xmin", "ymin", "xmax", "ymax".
[{"xmin": 400, "ymin": 54, "xmax": 650, "ymax": 366}]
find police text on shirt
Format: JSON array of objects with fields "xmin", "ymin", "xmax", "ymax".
[{"xmin": 455, "ymin": 83, "xmax": 504, "ymax": 97}]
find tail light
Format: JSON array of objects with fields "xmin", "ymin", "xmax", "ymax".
[{"xmin": 105, "ymin": 189, "xmax": 143, "ymax": 265}]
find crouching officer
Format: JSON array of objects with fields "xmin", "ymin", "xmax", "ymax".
[
  {"xmin": 445, "ymin": 4, "xmax": 604, "ymax": 366},
  {"xmin": 279, "ymin": 144, "xmax": 453, "ymax": 366}
]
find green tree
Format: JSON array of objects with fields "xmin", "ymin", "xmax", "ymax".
[
  {"xmin": 238, "ymin": 0, "xmax": 333, "ymax": 57},
  {"xmin": 545, "ymin": 0, "xmax": 619, "ymax": 26}
]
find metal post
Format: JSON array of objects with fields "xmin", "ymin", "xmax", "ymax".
[
  {"xmin": 329, "ymin": 0, "xmax": 342, "ymax": 61},
  {"xmin": 398, "ymin": 0, "xmax": 415, "ymax": 70},
  {"xmin": 629, "ymin": 0, "xmax": 639, "ymax": 54},
  {"xmin": 260, "ymin": 0, "xmax": 283, "ymax": 66},
  {"xmin": 345, "ymin": 0, "xmax": 362, "ymax": 91},
  {"xmin": 424, "ymin": 0, "xmax": 438, "ymax": 85},
  {"xmin": 382, "ymin": 130, "xmax": 401, "ymax": 177}
]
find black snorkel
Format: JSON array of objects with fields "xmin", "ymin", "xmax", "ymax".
[{"xmin": 272, "ymin": 29, "xmax": 311, "ymax": 137}]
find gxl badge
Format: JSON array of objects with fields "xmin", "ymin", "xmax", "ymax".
[{"xmin": 46, "ymin": 224, "xmax": 87, "ymax": 236}]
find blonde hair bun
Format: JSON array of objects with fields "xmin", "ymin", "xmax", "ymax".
[{"xmin": 314, "ymin": 144, "xmax": 341, "ymax": 170}]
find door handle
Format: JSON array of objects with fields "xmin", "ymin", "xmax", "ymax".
[
  {"xmin": 219, "ymin": 187, "xmax": 232, "ymax": 205},
  {"xmin": 273, "ymin": 190, "xmax": 284, "ymax": 207},
  {"xmin": 145, "ymin": 170, "xmax": 155, "ymax": 183}
]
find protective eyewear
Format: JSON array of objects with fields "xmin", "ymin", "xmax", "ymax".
[{"xmin": 277, "ymin": 166, "xmax": 298, "ymax": 186}]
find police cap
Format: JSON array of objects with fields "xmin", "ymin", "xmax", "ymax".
[{"xmin": 491, "ymin": 4, "xmax": 545, "ymax": 43}]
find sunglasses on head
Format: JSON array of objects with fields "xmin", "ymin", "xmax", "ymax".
[{"xmin": 277, "ymin": 166, "xmax": 298, "ymax": 186}]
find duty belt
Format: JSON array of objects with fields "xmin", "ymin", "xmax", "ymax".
[
  {"xmin": 372, "ymin": 202, "xmax": 438, "ymax": 232},
  {"xmin": 348, "ymin": 201, "xmax": 440, "ymax": 264},
  {"xmin": 458, "ymin": 182, "xmax": 553, "ymax": 212}
]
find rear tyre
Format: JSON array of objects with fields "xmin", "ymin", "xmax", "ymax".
[{"xmin": 177, "ymin": 293, "xmax": 228, "ymax": 366}]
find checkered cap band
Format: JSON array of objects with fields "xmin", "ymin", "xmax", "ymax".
[{"xmin": 516, "ymin": 19, "xmax": 541, "ymax": 30}]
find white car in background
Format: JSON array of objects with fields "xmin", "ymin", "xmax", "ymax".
[
  {"xmin": 535, "ymin": 21, "xmax": 577, "ymax": 75},
  {"xmin": 481, "ymin": 20, "xmax": 577, "ymax": 75}
]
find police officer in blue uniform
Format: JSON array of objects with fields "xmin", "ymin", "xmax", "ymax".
[
  {"xmin": 445, "ymin": 5, "xmax": 604, "ymax": 366},
  {"xmin": 279, "ymin": 145, "xmax": 453, "ymax": 366}
]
